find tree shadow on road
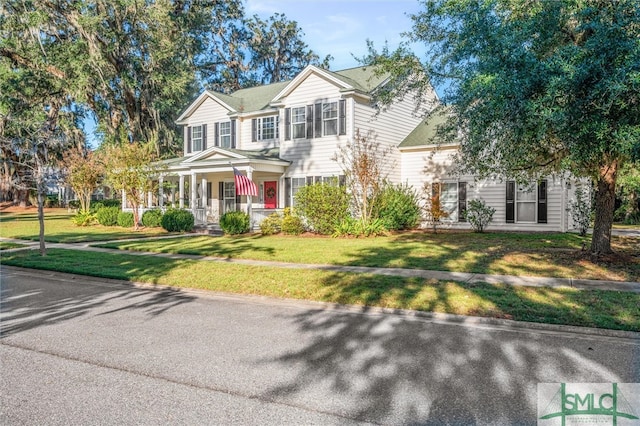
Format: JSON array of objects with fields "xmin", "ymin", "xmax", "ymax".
[
  {"xmin": 258, "ymin": 306, "xmax": 638, "ymax": 425},
  {"xmin": 0, "ymin": 268, "xmax": 196, "ymax": 337}
]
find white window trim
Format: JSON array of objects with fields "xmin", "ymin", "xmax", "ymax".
[
  {"xmin": 220, "ymin": 121, "xmax": 231, "ymax": 148},
  {"xmin": 515, "ymin": 183, "xmax": 537, "ymax": 223},
  {"xmin": 290, "ymin": 177, "xmax": 306, "ymax": 207},
  {"xmin": 191, "ymin": 124, "xmax": 203, "ymax": 152},
  {"xmin": 256, "ymin": 115, "xmax": 280, "ymax": 141},
  {"xmin": 322, "ymin": 101, "xmax": 338, "ymax": 136},
  {"xmin": 435, "ymin": 181, "xmax": 462, "ymax": 222},
  {"xmin": 292, "ymin": 106, "xmax": 306, "ymax": 140}
]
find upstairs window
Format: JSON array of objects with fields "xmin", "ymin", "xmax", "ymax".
[
  {"xmin": 252, "ymin": 116, "xmax": 280, "ymax": 142},
  {"xmin": 219, "ymin": 121, "xmax": 231, "ymax": 148},
  {"xmin": 322, "ymin": 102, "xmax": 338, "ymax": 136},
  {"xmin": 292, "ymin": 107, "xmax": 306, "ymax": 139},
  {"xmin": 191, "ymin": 125, "xmax": 203, "ymax": 152}
]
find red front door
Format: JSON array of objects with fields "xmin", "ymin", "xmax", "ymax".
[{"xmin": 264, "ymin": 181, "xmax": 277, "ymax": 209}]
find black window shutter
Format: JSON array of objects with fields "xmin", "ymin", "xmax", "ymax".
[
  {"xmin": 214, "ymin": 122, "xmax": 219, "ymax": 147},
  {"xmin": 338, "ymin": 175, "xmax": 346, "ymax": 187},
  {"xmin": 275, "ymin": 115, "xmax": 280, "ymax": 139},
  {"xmin": 339, "ymin": 99, "xmax": 346, "ymax": 135},
  {"xmin": 187, "ymin": 126, "xmax": 192, "ymax": 153},
  {"xmin": 538, "ymin": 180, "xmax": 548, "ymax": 223},
  {"xmin": 202, "ymin": 124, "xmax": 208, "ymax": 150},
  {"xmin": 506, "ymin": 181, "xmax": 515, "ymax": 223},
  {"xmin": 284, "ymin": 108, "xmax": 291, "ymax": 141},
  {"xmin": 207, "ymin": 182, "xmax": 212, "ymax": 200},
  {"xmin": 230, "ymin": 119, "xmax": 236, "ymax": 148},
  {"xmin": 251, "ymin": 119, "xmax": 257, "ymax": 142},
  {"xmin": 314, "ymin": 103, "xmax": 322, "ymax": 138},
  {"xmin": 306, "ymin": 105, "xmax": 314, "ymax": 139},
  {"xmin": 284, "ymin": 178, "xmax": 291, "ymax": 207},
  {"xmin": 218, "ymin": 182, "xmax": 224, "ymax": 213},
  {"xmin": 458, "ymin": 182, "xmax": 467, "ymax": 222}
]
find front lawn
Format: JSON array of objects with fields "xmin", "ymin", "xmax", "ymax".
[
  {"xmin": 98, "ymin": 232, "xmax": 640, "ymax": 281},
  {"xmin": 0, "ymin": 209, "xmax": 168, "ymax": 243},
  {"xmin": 3, "ymin": 248, "xmax": 639, "ymax": 332}
]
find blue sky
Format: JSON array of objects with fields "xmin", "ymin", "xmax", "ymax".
[{"xmin": 246, "ymin": 0, "xmax": 422, "ymax": 70}]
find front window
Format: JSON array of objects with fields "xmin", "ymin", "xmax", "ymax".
[
  {"xmin": 192, "ymin": 125, "xmax": 203, "ymax": 151},
  {"xmin": 516, "ymin": 184, "xmax": 536, "ymax": 222},
  {"xmin": 223, "ymin": 181, "xmax": 235, "ymax": 213},
  {"xmin": 440, "ymin": 182, "xmax": 459, "ymax": 221},
  {"xmin": 322, "ymin": 102, "xmax": 338, "ymax": 136},
  {"xmin": 292, "ymin": 107, "xmax": 306, "ymax": 139},
  {"xmin": 291, "ymin": 177, "xmax": 306, "ymax": 206},
  {"xmin": 220, "ymin": 121, "xmax": 231, "ymax": 148}
]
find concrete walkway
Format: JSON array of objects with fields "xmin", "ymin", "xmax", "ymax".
[{"xmin": 2, "ymin": 236, "xmax": 639, "ymax": 293}]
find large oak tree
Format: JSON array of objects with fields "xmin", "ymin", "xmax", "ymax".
[{"xmin": 370, "ymin": 0, "xmax": 640, "ymax": 254}]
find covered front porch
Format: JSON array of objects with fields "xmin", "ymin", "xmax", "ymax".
[{"xmin": 146, "ymin": 147, "xmax": 290, "ymax": 227}]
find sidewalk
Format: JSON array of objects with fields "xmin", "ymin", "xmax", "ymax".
[{"xmin": 2, "ymin": 236, "xmax": 639, "ymax": 293}]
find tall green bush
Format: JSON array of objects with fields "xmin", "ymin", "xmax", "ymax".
[
  {"xmin": 161, "ymin": 209, "xmax": 195, "ymax": 232},
  {"xmin": 260, "ymin": 212, "xmax": 282, "ymax": 235},
  {"xmin": 372, "ymin": 183, "xmax": 421, "ymax": 230},
  {"xmin": 294, "ymin": 183, "xmax": 350, "ymax": 234},
  {"xmin": 142, "ymin": 209, "xmax": 164, "ymax": 227},
  {"xmin": 220, "ymin": 211, "xmax": 251, "ymax": 234},
  {"xmin": 96, "ymin": 206, "xmax": 120, "ymax": 226}
]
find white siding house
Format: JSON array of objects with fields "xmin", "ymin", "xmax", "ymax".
[{"xmin": 147, "ymin": 64, "xmax": 583, "ymax": 232}]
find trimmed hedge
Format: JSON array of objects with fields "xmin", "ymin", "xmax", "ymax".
[
  {"xmin": 117, "ymin": 212, "xmax": 135, "ymax": 228},
  {"xmin": 161, "ymin": 209, "xmax": 194, "ymax": 232},
  {"xmin": 220, "ymin": 211, "xmax": 251, "ymax": 235},
  {"xmin": 96, "ymin": 206, "xmax": 120, "ymax": 226},
  {"xmin": 142, "ymin": 209, "xmax": 164, "ymax": 228}
]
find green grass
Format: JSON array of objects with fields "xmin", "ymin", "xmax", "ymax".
[
  {"xmin": 3, "ymin": 248, "xmax": 639, "ymax": 331},
  {"xmin": 0, "ymin": 209, "xmax": 168, "ymax": 243},
  {"xmin": 97, "ymin": 232, "xmax": 640, "ymax": 281},
  {"xmin": 0, "ymin": 242, "xmax": 26, "ymax": 250}
]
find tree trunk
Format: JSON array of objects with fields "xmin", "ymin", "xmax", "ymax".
[
  {"xmin": 591, "ymin": 160, "xmax": 618, "ymax": 255},
  {"xmin": 37, "ymin": 188, "xmax": 46, "ymax": 256}
]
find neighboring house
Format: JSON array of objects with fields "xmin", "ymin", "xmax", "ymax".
[{"xmin": 143, "ymin": 64, "xmax": 584, "ymax": 232}]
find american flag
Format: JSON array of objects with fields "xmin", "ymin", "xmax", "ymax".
[{"xmin": 232, "ymin": 166, "xmax": 258, "ymax": 196}]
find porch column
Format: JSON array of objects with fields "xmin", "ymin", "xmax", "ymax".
[
  {"xmin": 201, "ymin": 177, "xmax": 208, "ymax": 212},
  {"xmin": 190, "ymin": 172, "xmax": 197, "ymax": 212},
  {"xmin": 179, "ymin": 175, "xmax": 185, "ymax": 208},
  {"xmin": 171, "ymin": 182, "xmax": 176, "ymax": 208},
  {"xmin": 247, "ymin": 167, "xmax": 253, "ymax": 222},
  {"xmin": 121, "ymin": 190, "xmax": 126, "ymax": 211},
  {"xmin": 147, "ymin": 189, "xmax": 153, "ymax": 209},
  {"xmin": 158, "ymin": 176, "xmax": 164, "ymax": 208}
]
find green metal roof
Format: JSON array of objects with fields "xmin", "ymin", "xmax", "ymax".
[{"xmin": 399, "ymin": 108, "xmax": 453, "ymax": 148}]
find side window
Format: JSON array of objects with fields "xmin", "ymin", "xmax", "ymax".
[{"xmin": 292, "ymin": 107, "xmax": 306, "ymax": 139}]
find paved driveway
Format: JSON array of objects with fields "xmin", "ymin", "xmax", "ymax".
[{"xmin": 1, "ymin": 267, "xmax": 639, "ymax": 425}]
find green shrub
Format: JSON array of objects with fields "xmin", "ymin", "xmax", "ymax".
[
  {"xmin": 161, "ymin": 209, "xmax": 195, "ymax": 232},
  {"xmin": 281, "ymin": 207, "xmax": 305, "ymax": 235},
  {"xmin": 220, "ymin": 211, "xmax": 251, "ymax": 234},
  {"xmin": 260, "ymin": 212, "xmax": 282, "ymax": 235},
  {"xmin": 71, "ymin": 211, "xmax": 96, "ymax": 226},
  {"xmin": 372, "ymin": 183, "xmax": 421, "ymax": 231},
  {"xmin": 294, "ymin": 183, "xmax": 350, "ymax": 234},
  {"xmin": 117, "ymin": 211, "xmax": 135, "ymax": 228},
  {"xmin": 622, "ymin": 212, "xmax": 640, "ymax": 225},
  {"xmin": 142, "ymin": 209, "xmax": 164, "ymax": 228},
  {"xmin": 463, "ymin": 199, "xmax": 496, "ymax": 233},
  {"xmin": 90, "ymin": 202, "xmax": 104, "ymax": 213},
  {"xmin": 96, "ymin": 206, "xmax": 120, "ymax": 226},
  {"xmin": 332, "ymin": 217, "xmax": 387, "ymax": 237},
  {"xmin": 45, "ymin": 194, "xmax": 59, "ymax": 208},
  {"xmin": 68, "ymin": 200, "xmax": 81, "ymax": 210},
  {"xmin": 101, "ymin": 199, "xmax": 122, "ymax": 208}
]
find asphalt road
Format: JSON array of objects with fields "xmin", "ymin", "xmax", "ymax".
[{"xmin": 1, "ymin": 266, "xmax": 638, "ymax": 425}]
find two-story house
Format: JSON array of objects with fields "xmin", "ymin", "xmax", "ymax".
[{"xmin": 144, "ymin": 64, "xmax": 585, "ymax": 232}]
